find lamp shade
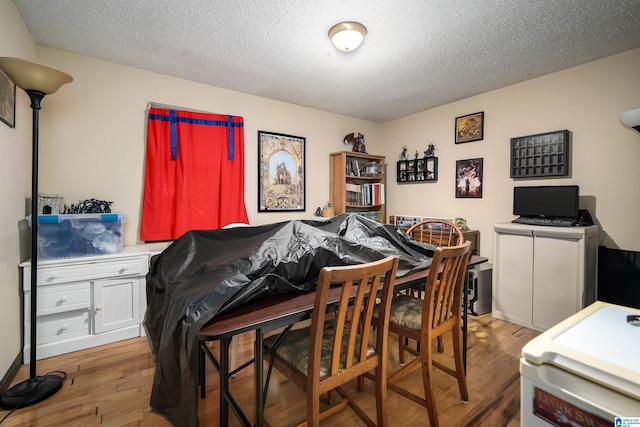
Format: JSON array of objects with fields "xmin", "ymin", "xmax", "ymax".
[
  {"xmin": 620, "ymin": 108, "xmax": 640, "ymax": 132},
  {"xmin": 0, "ymin": 57, "xmax": 73, "ymax": 94},
  {"xmin": 328, "ymin": 22, "xmax": 367, "ymax": 52}
]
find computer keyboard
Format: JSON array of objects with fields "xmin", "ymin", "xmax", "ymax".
[{"xmin": 512, "ymin": 216, "xmax": 577, "ymax": 227}]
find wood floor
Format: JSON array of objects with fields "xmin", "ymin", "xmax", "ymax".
[{"xmin": 0, "ymin": 314, "xmax": 539, "ymax": 426}]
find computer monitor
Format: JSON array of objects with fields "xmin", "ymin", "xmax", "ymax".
[{"xmin": 513, "ymin": 185, "xmax": 579, "ymax": 218}]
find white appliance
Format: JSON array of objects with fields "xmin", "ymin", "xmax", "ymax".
[{"xmin": 520, "ymin": 301, "xmax": 640, "ymax": 426}]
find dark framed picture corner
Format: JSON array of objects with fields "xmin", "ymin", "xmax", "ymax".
[
  {"xmin": 455, "ymin": 158, "xmax": 483, "ymax": 198},
  {"xmin": 258, "ymin": 130, "xmax": 306, "ymax": 212},
  {"xmin": 455, "ymin": 111, "xmax": 484, "ymax": 144},
  {"xmin": 0, "ymin": 68, "xmax": 16, "ymax": 128}
]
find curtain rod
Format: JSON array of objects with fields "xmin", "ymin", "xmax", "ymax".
[{"xmin": 148, "ymin": 101, "xmax": 223, "ymax": 115}]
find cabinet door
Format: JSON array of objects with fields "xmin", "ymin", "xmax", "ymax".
[
  {"xmin": 94, "ymin": 278, "xmax": 141, "ymax": 334},
  {"xmin": 532, "ymin": 232, "xmax": 583, "ymax": 330},
  {"xmin": 493, "ymin": 229, "xmax": 534, "ymax": 327}
]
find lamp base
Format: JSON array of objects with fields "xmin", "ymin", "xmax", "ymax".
[{"xmin": 0, "ymin": 373, "xmax": 64, "ymax": 409}]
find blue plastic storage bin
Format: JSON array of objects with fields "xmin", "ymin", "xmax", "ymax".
[{"xmin": 27, "ymin": 213, "xmax": 126, "ymax": 259}]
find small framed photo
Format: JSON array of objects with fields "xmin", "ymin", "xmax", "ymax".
[
  {"xmin": 258, "ymin": 130, "xmax": 305, "ymax": 212},
  {"xmin": 455, "ymin": 111, "xmax": 484, "ymax": 144},
  {"xmin": 0, "ymin": 68, "xmax": 16, "ymax": 128},
  {"xmin": 455, "ymin": 158, "xmax": 483, "ymax": 198}
]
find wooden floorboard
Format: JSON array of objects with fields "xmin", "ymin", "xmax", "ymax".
[{"xmin": 0, "ymin": 314, "xmax": 538, "ymax": 426}]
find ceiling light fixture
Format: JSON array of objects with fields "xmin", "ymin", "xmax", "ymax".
[{"xmin": 328, "ymin": 21, "xmax": 367, "ymax": 52}]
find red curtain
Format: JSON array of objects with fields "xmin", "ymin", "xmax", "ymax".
[{"xmin": 140, "ymin": 107, "xmax": 248, "ymax": 241}]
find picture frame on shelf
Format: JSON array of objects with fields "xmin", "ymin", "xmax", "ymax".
[
  {"xmin": 455, "ymin": 111, "xmax": 484, "ymax": 144},
  {"xmin": 258, "ymin": 130, "xmax": 305, "ymax": 212},
  {"xmin": 0, "ymin": 68, "xmax": 16, "ymax": 128},
  {"xmin": 455, "ymin": 158, "xmax": 483, "ymax": 198}
]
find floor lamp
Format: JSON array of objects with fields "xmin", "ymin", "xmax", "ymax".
[{"xmin": 0, "ymin": 57, "xmax": 72, "ymax": 409}]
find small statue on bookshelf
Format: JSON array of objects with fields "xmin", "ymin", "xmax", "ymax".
[
  {"xmin": 343, "ymin": 132, "xmax": 366, "ymax": 153},
  {"xmin": 414, "ymin": 150, "xmax": 419, "ymax": 160}
]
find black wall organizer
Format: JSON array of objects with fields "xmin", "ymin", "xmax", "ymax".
[
  {"xmin": 397, "ymin": 157, "xmax": 438, "ymax": 183},
  {"xmin": 510, "ymin": 129, "xmax": 570, "ymax": 178}
]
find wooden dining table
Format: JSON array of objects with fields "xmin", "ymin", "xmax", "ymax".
[{"xmin": 198, "ymin": 255, "xmax": 488, "ymax": 427}]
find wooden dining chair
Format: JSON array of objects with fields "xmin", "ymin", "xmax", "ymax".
[
  {"xmin": 379, "ymin": 241, "xmax": 471, "ymax": 427},
  {"xmin": 406, "ymin": 218, "xmax": 464, "ymax": 249},
  {"xmin": 263, "ymin": 256, "xmax": 399, "ymax": 427},
  {"xmin": 402, "ymin": 219, "xmax": 465, "ymax": 358}
]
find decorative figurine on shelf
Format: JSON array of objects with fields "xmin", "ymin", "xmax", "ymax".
[
  {"xmin": 424, "ymin": 143, "xmax": 436, "ymax": 157},
  {"xmin": 343, "ymin": 132, "xmax": 366, "ymax": 153},
  {"xmin": 322, "ymin": 202, "xmax": 334, "ymax": 217},
  {"xmin": 399, "ymin": 146, "xmax": 408, "ymax": 160},
  {"xmin": 314, "ymin": 207, "xmax": 322, "ymax": 217},
  {"xmin": 455, "ymin": 217, "xmax": 468, "ymax": 230},
  {"xmin": 414, "ymin": 150, "xmax": 419, "ymax": 160}
]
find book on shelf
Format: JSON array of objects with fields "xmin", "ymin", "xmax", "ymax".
[
  {"xmin": 346, "ymin": 158, "xmax": 361, "ymax": 177},
  {"xmin": 346, "ymin": 183, "xmax": 362, "ymax": 205},
  {"xmin": 360, "ymin": 183, "xmax": 384, "ymax": 206}
]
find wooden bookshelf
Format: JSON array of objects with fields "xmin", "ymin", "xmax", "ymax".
[{"xmin": 330, "ymin": 151, "xmax": 386, "ymax": 223}]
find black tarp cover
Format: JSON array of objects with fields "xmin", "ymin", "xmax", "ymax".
[{"xmin": 144, "ymin": 214, "xmax": 437, "ymax": 426}]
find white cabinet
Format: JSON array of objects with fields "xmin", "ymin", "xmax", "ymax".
[
  {"xmin": 492, "ymin": 223, "xmax": 599, "ymax": 331},
  {"xmin": 20, "ymin": 245, "xmax": 150, "ymax": 362}
]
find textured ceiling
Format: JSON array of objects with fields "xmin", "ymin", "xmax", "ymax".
[{"xmin": 13, "ymin": 0, "xmax": 640, "ymax": 123}]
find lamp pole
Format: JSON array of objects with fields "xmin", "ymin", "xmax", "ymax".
[
  {"xmin": 0, "ymin": 57, "xmax": 72, "ymax": 409},
  {"xmin": 27, "ymin": 89, "xmax": 44, "ymax": 379}
]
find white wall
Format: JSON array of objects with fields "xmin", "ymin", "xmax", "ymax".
[
  {"xmin": 380, "ymin": 48, "xmax": 640, "ymax": 256},
  {"xmin": 0, "ymin": 0, "xmax": 37, "ymax": 382},
  {"xmin": 40, "ymin": 45, "xmax": 640, "ymax": 258},
  {"xmin": 35, "ymin": 47, "xmax": 382, "ymax": 253}
]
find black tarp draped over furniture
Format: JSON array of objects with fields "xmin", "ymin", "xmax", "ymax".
[{"xmin": 144, "ymin": 214, "xmax": 438, "ymax": 426}]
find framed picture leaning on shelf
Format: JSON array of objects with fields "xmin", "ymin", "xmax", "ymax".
[{"xmin": 258, "ymin": 130, "xmax": 305, "ymax": 212}]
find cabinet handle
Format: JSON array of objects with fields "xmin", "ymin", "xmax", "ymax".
[
  {"xmin": 46, "ymin": 273, "xmax": 59, "ymax": 282},
  {"xmin": 118, "ymin": 266, "xmax": 128, "ymax": 274},
  {"xmin": 60, "ymin": 324, "xmax": 68, "ymax": 331},
  {"xmin": 59, "ymin": 296, "xmax": 68, "ymax": 304},
  {"xmin": 95, "ymin": 305, "xmax": 103, "ymax": 311}
]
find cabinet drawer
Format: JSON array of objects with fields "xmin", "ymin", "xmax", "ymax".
[
  {"xmin": 37, "ymin": 310, "xmax": 91, "ymax": 345},
  {"xmin": 37, "ymin": 282, "xmax": 91, "ymax": 316},
  {"xmin": 27, "ymin": 256, "xmax": 148, "ymax": 288}
]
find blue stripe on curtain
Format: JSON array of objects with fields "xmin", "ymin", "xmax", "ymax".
[{"xmin": 148, "ymin": 111, "xmax": 244, "ymax": 160}]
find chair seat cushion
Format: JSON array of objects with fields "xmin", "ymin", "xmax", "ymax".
[
  {"xmin": 384, "ymin": 294, "xmax": 423, "ymax": 331},
  {"xmin": 263, "ymin": 320, "xmax": 374, "ymax": 377}
]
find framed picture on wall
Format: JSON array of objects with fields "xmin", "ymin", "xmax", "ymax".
[
  {"xmin": 0, "ymin": 68, "xmax": 16, "ymax": 128},
  {"xmin": 455, "ymin": 111, "xmax": 484, "ymax": 144},
  {"xmin": 455, "ymin": 158, "xmax": 483, "ymax": 198},
  {"xmin": 258, "ymin": 130, "xmax": 306, "ymax": 212}
]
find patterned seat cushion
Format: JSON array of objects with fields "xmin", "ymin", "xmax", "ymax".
[
  {"xmin": 264, "ymin": 319, "xmax": 375, "ymax": 377},
  {"xmin": 376, "ymin": 294, "xmax": 423, "ymax": 331}
]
